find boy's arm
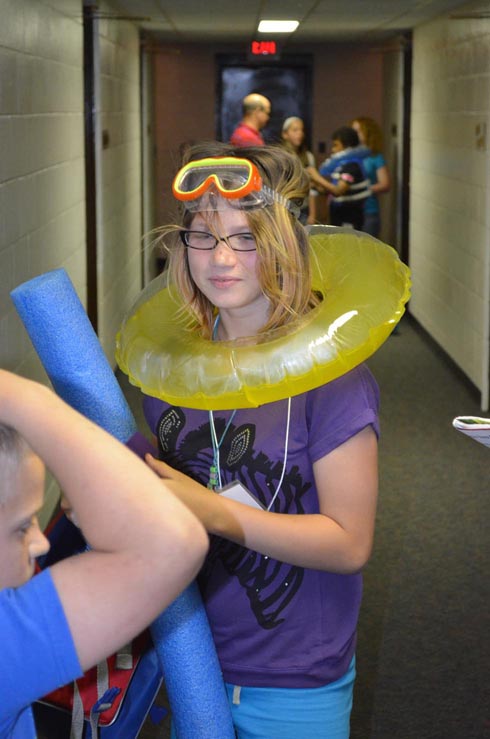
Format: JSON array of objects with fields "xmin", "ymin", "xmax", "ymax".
[{"xmin": 0, "ymin": 370, "xmax": 208, "ymax": 670}]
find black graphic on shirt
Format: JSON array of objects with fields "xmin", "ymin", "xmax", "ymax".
[{"xmin": 157, "ymin": 407, "xmax": 311, "ymax": 629}]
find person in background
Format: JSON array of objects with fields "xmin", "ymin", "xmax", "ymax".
[
  {"xmin": 140, "ymin": 142, "xmax": 379, "ymax": 738},
  {"xmin": 280, "ymin": 116, "xmax": 317, "ymax": 225},
  {"xmin": 351, "ymin": 117, "xmax": 390, "ymax": 238},
  {"xmin": 313, "ymin": 126, "xmax": 371, "ymax": 231},
  {"xmin": 0, "ymin": 369, "xmax": 208, "ymax": 737},
  {"xmin": 230, "ymin": 93, "xmax": 271, "ymax": 147}
]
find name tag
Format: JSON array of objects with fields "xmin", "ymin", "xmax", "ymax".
[{"xmin": 218, "ymin": 481, "xmax": 265, "ymax": 510}]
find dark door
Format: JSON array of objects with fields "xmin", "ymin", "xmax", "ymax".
[{"xmin": 217, "ymin": 55, "xmax": 313, "ymax": 147}]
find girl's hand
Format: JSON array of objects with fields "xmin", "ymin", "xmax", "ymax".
[
  {"xmin": 144, "ymin": 454, "xmax": 244, "ymax": 542},
  {"xmin": 145, "ymin": 454, "xmax": 187, "ymax": 482},
  {"xmin": 145, "ymin": 453, "xmax": 209, "ymax": 508}
]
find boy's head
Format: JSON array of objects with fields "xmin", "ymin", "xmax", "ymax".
[
  {"xmin": 0, "ymin": 424, "xmax": 49, "ymax": 589},
  {"xmin": 331, "ymin": 126, "xmax": 360, "ymax": 155}
]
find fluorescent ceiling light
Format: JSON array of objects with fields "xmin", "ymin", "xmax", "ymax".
[{"xmin": 258, "ymin": 20, "xmax": 299, "ymax": 33}]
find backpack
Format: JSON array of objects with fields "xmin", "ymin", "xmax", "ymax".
[{"xmin": 34, "ymin": 513, "xmax": 164, "ymax": 738}]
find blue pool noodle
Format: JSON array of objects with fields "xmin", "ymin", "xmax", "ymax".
[
  {"xmin": 10, "ymin": 268, "xmax": 235, "ymax": 739},
  {"xmin": 10, "ymin": 269, "xmax": 135, "ymax": 443}
]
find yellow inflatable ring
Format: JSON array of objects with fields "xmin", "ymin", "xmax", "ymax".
[{"xmin": 116, "ymin": 226, "xmax": 411, "ymax": 410}]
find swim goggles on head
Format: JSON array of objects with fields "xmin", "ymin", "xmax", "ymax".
[{"xmin": 172, "ymin": 156, "xmax": 300, "ymax": 217}]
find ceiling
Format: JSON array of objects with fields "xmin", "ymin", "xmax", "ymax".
[{"xmin": 99, "ymin": 0, "xmax": 486, "ymax": 46}]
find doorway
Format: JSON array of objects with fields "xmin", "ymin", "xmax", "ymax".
[{"xmin": 216, "ymin": 55, "xmax": 313, "ymax": 147}]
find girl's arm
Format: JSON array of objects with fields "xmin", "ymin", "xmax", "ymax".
[
  {"xmin": 307, "ymin": 192, "xmax": 317, "ymax": 224},
  {"xmin": 146, "ymin": 424, "xmax": 378, "ymax": 575},
  {"xmin": 370, "ymin": 164, "xmax": 390, "ymax": 194},
  {"xmin": 306, "ymin": 166, "xmax": 350, "ymax": 196}
]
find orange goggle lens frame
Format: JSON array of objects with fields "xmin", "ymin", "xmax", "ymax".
[{"xmin": 172, "ymin": 157, "xmax": 263, "ymax": 202}]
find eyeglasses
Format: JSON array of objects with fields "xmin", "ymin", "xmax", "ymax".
[{"xmin": 180, "ymin": 230, "xmax": 257, "ymax": 252}]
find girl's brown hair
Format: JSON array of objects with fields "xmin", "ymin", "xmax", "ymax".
[
  {"xmin": 155, "ymin": 142, "xmax": 319, "ymax": 339},
  {"xmin": 351, "ymin": 116, "xmax": 384, "ymax": 154}
]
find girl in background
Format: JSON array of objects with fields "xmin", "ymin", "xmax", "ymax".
[
  {"xmin": 280, "ymin": 116, "xmax": 317, "ymax": 224},
  {"xmin": 351, "ymin": 116, "xmax": 390, "ymax": 238}
]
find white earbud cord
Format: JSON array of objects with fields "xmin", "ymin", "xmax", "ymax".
[{"xmin": 266, "ymin": 396, "xmax": 291, "ymax": 511}]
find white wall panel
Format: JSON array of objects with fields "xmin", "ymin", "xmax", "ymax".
[{"xmin": 410, "ymin": 6, "xmax": 490, "ymax": 406}]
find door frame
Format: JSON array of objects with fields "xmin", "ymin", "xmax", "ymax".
[{"xmin": 215, "ymin": 53, "xmax": 314, "ymax": 145}]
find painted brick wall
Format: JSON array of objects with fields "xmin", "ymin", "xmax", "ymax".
[
  {"xmin": 410, "ymin": 10, "xmax": 490, "ymax": 397},
  {"xmin": 0, "ymin": 0, "xmax": 85, "ymax": 522},
  {"xmin": 0, "ymin": 0, "xmax": 85, "ymax": 384},
  {"xmin": 0, "ymin": 0, "xmax": 143, "ymax": 521}
]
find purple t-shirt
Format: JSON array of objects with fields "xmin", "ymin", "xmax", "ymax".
[{"xmin": 144, "ymin": 364, "xmax": 379, "ymax": 688}]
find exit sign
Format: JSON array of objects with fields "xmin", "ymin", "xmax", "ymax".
[{"xmin": 251, "ymin": 40, "xmax": 277, "ymax": 56}]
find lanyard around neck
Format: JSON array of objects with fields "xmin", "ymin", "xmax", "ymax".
[
  {"xmin": 208, "ymin": 409, "xmax": 237, "ymax": 490},
  {"xmin": 208, "ymin": 313, "xmax": 236, "ymax": 490},
  {"xmin": 207, "ymin": 397, "xmax": 291, "ymax": 510},
  {"xmin": 209, "ymin": 313, "xmax": 291, "ymax": 507}
]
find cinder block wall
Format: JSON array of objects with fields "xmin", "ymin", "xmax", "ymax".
[
  {"xmin": 0, "ymin": 0, "xmax": 86, "ymax": 382},
  {"xmin": 0, "ymin": 0, "xmax": 143, "ymax": 521},
  {"xmin": 0, "ymin": 1, "xmax": 142, "ymax": 373},
  {"xmin": 0, "ymin": 0, "xmax": 85, "ymax": 521},
  {"xmin": 410, "ymin": 8, "xmax": 490, "ymax": 399}
]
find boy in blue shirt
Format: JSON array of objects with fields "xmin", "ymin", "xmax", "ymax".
[
  {"xmin": 309, "ymin": 126, "xmax": 371, "ymax": 231},
  {"xmin": 0, "ymin": 369, "xmax": 207, "ymax": 737}
]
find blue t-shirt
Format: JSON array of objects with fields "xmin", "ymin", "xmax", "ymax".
[
  {"xmin": 144, "ymin": 364, "xmax": 380, "ymax": 689},
  {"xmin": 363, "ymin": 153, "xmax": 386, "ymax": 214},
  {"xmin": 0, "ymin": 568, "xmax": 81, "ymax": 737}
]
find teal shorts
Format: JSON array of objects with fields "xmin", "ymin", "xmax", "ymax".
[{"xmin": 171, "ymin": 657, "xmax": 356, "ymax": 739}]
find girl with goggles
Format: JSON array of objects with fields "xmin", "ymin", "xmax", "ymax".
[{"xmin": 126, "ymin": 142, "xmax": 379, "ymax": 739}]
